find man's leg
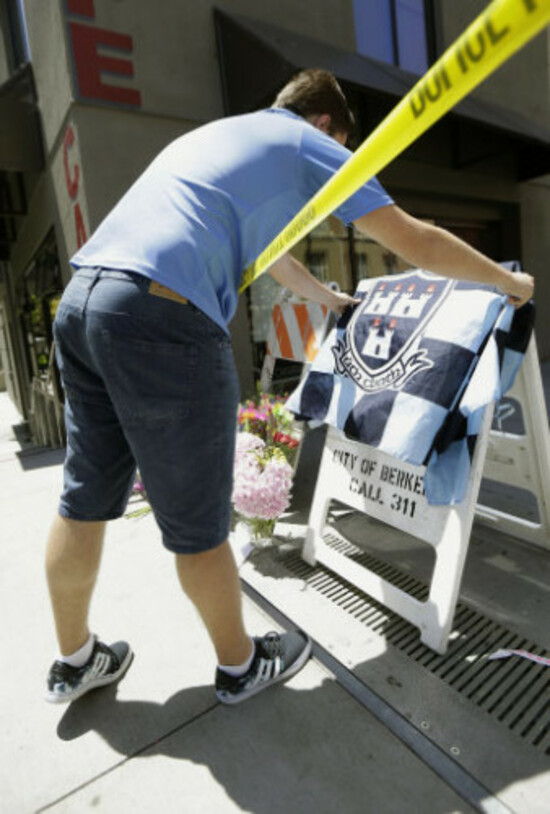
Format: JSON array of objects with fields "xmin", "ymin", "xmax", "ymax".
[
  {"xmin": 45, "ymin": 514, "xmax": 105, "ymax": 656},
  {"xmin": 175, "ymin": 541, "xmax": 252, "ymax": 666},
  {"xmin": 44, "ymin": 513, "xmax": 133, "ymax": 704},
  {"xmin": 175, "ymin": 540, "xmax": 312, "ymax": 705}
]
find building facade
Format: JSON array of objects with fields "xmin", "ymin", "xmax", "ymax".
[{"xmin": 1, "ymin": 0, "xmax": 549, "ymax": 444}]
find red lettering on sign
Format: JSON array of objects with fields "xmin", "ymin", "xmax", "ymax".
[
  {"xmin": 62, "ymin": 124, "xmax": 88, "ymax": 249},
  {"xmin": 63, "ymin": 125, "xmax": 79, "ymax": 199},
  {"xmin": 74, "ymin": 203, "xmax": 88, "ymax": 248},
  {"xmin": 69, "ymin": 22, "xmax": 142, "ymax": 106},
  {"xmin": 66, "ymin": 0, "xmax": 95, "ymax": 17}
]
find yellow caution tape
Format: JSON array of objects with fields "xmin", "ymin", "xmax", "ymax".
[{"xmin": 239, "ymin": 0, "xmax": 550, "ymax": 292}]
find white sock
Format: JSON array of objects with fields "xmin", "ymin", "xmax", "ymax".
[
  {"xmin": 58, "ymin": 634, "xmax": 95, "ymax": 668},
  {"xmin": 218, "ymin": 638, "xmax": 255, "ymax": 677}
]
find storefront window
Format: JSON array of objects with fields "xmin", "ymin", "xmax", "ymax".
[
  {"xmin": 20, "ymin": 230, "xmax": 63, "ymax": 384},
  {"xmin": 306, "ymin": 251, "xmax": 328, "ymax": 281},
  {"xmin": 352, "ymin": 225, "xmax": 411, "ymax": 280},
  {"xmin": 300, "ymin": 216, "xmax": 352, "ymax": 290}
]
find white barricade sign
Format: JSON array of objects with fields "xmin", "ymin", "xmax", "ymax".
[
  {"xmin": 476, "ymin": 336, "xmax": 550, "ymax": 548},
  {"xmin": 304, "ymin": 405, "xmax": 494, "ymax": 655},
  {"xmin": 304, "ymin": 333, "xmax": 550, "ymax": 653}
]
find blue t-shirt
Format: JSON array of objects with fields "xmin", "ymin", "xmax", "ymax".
[{"xmin": 71, "ymin": 108, "xmax": 394, "ymax": 331}]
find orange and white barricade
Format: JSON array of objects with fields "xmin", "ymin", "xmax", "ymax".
[{"xmin": 260, "ymin": 286, "xmax": 336, "ymax": 392}]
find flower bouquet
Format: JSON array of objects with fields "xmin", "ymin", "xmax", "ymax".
[
  {"xmin": 232, "ymin": 393, "xmax": 301, "ymax": 545},
  {"xmin": 126, "ymin": 393, "xmax": 302, "ymax": 547},
  {"xmin": 237, "ymin": 393, "xmax": 301, "ymax": 466}
]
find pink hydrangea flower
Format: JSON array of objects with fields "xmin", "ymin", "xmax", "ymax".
[
  {"xmin": 232, "ymin": 442, "xmax": 293, "ymax": 521},
  {"xmin": 235, "ymin": 431, "xmax": 265, "ymax": 454}
]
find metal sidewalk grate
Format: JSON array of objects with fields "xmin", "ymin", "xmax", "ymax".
[{"xmin": 279, "ymin": 530, "xmax": 550, "ymax": 756}]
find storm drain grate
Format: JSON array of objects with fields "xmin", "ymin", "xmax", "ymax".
[{"xmin": 279, "ymin": 531, "xmax": 550, "ymax": 756}]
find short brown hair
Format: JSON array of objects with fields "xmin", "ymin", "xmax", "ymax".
[{"xmin": 272, "ymin": 69, "xmax": 355, "ymax": 137}]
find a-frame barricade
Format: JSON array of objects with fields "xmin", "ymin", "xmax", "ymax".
[
  {"xmin": 477, "ymin": 336, "xmax": 550, "ymax": 548},
  {"xmin": 303, "ymin": 336, "xmax": 549, "ymax": 654}
]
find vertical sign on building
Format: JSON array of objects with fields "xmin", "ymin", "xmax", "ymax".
[
  {"xmin": 56, "ymin": 0, "xmax": 142, "ymax": 257},
  {"xmin": 63, "ymin": 124, "xmax": 87, "ymax": 249},
  {"xmin": 52, "ymin": 118, "xmax": 90, "ymax": 257}
]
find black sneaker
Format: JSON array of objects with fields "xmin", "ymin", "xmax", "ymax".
[
  {"xmin": 45, "ymin": 638, "xmax": 133, "ymax": 704},
  {"xmin": 215, "ymin": 630, "xmax": 312, "ymax": 705}
]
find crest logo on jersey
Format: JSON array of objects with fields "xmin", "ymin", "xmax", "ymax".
[{"xmin": 333, "ymin": 272, "xmax": 452, "ymax": 393}]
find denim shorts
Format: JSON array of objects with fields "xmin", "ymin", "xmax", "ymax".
[{"xmin": 53, "ymin": 268, "xmax": 240, "ymax": 554}]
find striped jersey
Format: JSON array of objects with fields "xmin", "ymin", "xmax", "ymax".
[{"xmin": 286, "ymin": 267, "xmax": 534, "ymax": 504}]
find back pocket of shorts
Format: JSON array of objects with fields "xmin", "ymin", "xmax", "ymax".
[{"xmin": 104, "ymin": 332, "xmax": 199, "ymax": 427}]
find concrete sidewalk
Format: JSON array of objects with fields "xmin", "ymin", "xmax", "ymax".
[{"xmin": 0, "ymin": 392, "xmax": 477, "ymax": 814}]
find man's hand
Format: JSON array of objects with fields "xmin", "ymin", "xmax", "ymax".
[
  {"xmin": 324, "ymin": 290, "xmax": 360, "ymax": 315},
  {"xmin": 499, "ymin": 270, "xmax": 534, "ymax": 309}
]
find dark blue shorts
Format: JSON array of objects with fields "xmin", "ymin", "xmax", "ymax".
[{"xmin": 53, "ymin": 268, "xmax": 240, "ymax": 554}]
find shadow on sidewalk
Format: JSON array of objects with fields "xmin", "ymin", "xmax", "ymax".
[
  {"xmin": 55, "ymin": 679, "xmax": 386, "ymax": 813},
  {"xmin": 16, "ymin": 447, "xmax": 66, "ymax": 470},
  {"xmin": 7, "ymin": 417, "xmax": 66, "ymax": 470},
  {"xmin": 53, "ymin": 674, "xmax": 484, "ymax": 814},
  {"xmin": 51, "ymin": 651, "xmax": 547, "ymax": 814}
]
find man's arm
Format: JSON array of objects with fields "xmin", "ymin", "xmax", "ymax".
[
  {"xmin": 354, "ymin": 205, "xmax": 534, "ymax": 307},
  {"xmin": 268, "ymin": 253, "xmax": 359, "ymax": 314}
]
